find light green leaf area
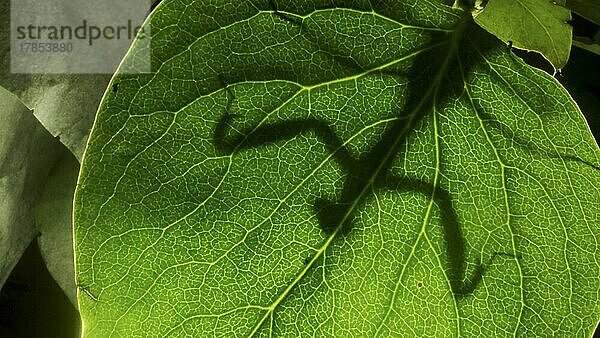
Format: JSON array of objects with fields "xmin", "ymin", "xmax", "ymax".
[
  {"xmin": 0, "ymin": 87, "xmax": 63, "ymax": 289},
  {"xmin": 75, "ymin": 0, "xmax": 600, "ymax": 336},
  {"xmin": 474, "ymin": 0, "xmax": 572, "ymax": 70}
]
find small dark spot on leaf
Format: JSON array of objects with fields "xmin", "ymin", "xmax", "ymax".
[
  {"xmin": 112, "ymin": 83, "xmax": 119, "ymax": 92},
  {"xmin": 417, "ymin": 282, "xmax": 424, "ymax": 288},
  {"xmin": 268, "ymin": 0, "xmax": 303, "ymax": 26}
]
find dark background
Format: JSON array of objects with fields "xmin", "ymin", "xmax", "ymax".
[{"xmin": 0, "ymin": 14, "xmax": 598, "ymax": 338}]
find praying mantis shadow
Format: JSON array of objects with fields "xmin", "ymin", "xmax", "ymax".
[{"xmin": 213, "ymin": 5, "xmax": 513, "ymax": 299}]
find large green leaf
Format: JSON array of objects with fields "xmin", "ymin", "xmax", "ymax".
[
  {"xmin": 473, "ymin": 0, "xmax": 572, "ymax": 70},
  {"xmin": 75, "ymin": 0, "xmax": 600, "ymax": 336}
]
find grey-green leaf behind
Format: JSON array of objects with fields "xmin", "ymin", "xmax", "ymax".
[
  {"xmin": 75, "ymin": 0, "xmax": 600, "ymax": 336},
  {"xmin": 34, "ymin": 150, "xmax": 80, "ymax": 306},
  {"xmin": 0, "ymin": 0, "xmax": 111, "ymax": 160},
  {"xmin": 0, "ymin": 87, "xmax": 63, "ymax": 289}
]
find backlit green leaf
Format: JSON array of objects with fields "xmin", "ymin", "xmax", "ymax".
[{"xmin": 75, "ymin": 1, "xmax": 600, "ymax": 336}]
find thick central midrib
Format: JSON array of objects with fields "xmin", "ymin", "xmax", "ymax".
[{"xmin": 246, "ymin": 15, "xmax": 469, "ymax": 337}]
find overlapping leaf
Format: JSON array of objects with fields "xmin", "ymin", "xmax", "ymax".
[
  {"xmin": 75, "ymin": 0, "xmax": 600, "ymax": 336},
  {"xmin": 474, "ymin": 0, "xmax": 572, "ymax": 69},
  {"xmin": 0, "ymin": 0, "xmax": 112, "ymax": 160},
  {"xmin": 0, "ymin": 87, "xmax": 63, "ymax": 289},
  {"xmin": 0, "ymin": 85, "xmax": 80, "ymax": 308},
  {"xmin": 34, "ymin": 151, "xmax": 80, "ymax": 305},
  {"xmin": 566, "ymin": 0, "xmax": 600, "ymax": 25}
]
